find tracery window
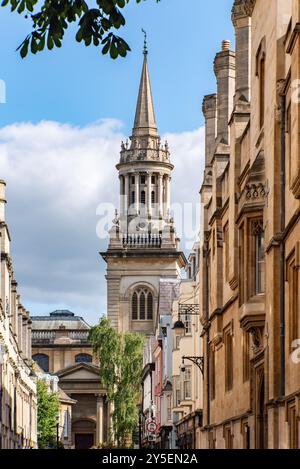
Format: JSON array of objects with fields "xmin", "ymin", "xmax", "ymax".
[
  {"xmin": 252, "ymin": 220, "xmax": 265, "ymax": 295},
  {"xmin": 131, "ymin": 287, "xmax": 154, "ymax": 321}
]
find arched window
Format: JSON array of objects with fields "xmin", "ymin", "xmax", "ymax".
[
  {"xmin": 140, "ymin": 291, "xmax": 146, "ymax": 320},
  {"xmin": 141, "ymin": 190, "xmax": 146, "ymax": 205},
  {"xmin": 147, "ymin": 293, "xmax": 153, "ymax": 320},
  {"xmin": 151, "ymin": 191, "xmax": 155, "ymax": 205},
  {"xmin": 132, "ymin": 292, "xmax": 138, "ymax": 320},
  {"xmin": 33, "ymin": 353, "xmax": 49, "ymax": 372},
  {"xmin": 75, "ymin": 353, "xmax": 92, "ymax": 364},
  {"xmin": 131, "ymin": 288, "xmax": 154, "ymax": 321}
]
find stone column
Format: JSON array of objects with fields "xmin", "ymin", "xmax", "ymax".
[
  {"xmin": 124, "ymin": 174, "xmax": 129, "ymax": 215},
  {"xmin": 96, "ymin": 395, "xmax": 104, "ymax": 446},
  {"xmin": 119, "ymin": 175, "xmax": 124, "ymax": 217},
  {"xmin": 135, "ymin": 173, "xmax": 140, "ymax": 214},
  {"xmin": 11, "ymin": 280, "xmax": 18, "ymax": 336},
  {"xmin": 158, "ymin": 174, "xmax": 163, "ymax": 218},
  {"xmin": 22, "ymin": 317, "xmax": 28, "ymax": 359},
  {"xmin": 27, "ymin": 319, "xmax": 32, "ymax": 360},
  {"xmin": 147, "ymin": 172, "xmax": 152, "ymax": 217},
  {"xmin": 165, "ymin": 176, "xmax": 170, "ymax": 219},
  {"xmin": 17, "ymin": 303, "xmax": 23, "ymax": 352}
]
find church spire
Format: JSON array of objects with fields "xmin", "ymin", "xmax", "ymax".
[{"xmin": 132, "ymin": 31, "xmax": 158, "ymax": 137}]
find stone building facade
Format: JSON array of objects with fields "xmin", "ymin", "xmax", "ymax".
[
  {"xmin": 101, "ymin": 46, "xmax": 186, "ymax": 335},
  {"xmin": 172, "ymin": 247, "xmax": 203, "ymax": 450},
  {"xmin": 199, "ymin": 0, "xmax": 300, "ymax": 450},
  {"xmin": 0, "ymin": 180, "xmax": 37, "ymax": 449},
  {"xmin": 31, "ymin": 310, "xmax": 109, "ymax": 449}
]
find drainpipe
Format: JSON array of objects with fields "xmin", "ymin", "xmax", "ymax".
[
  {"xmin": 279, "ymin": 93, "xmax": 286, "ymax": 398},
  {"xmin": 205, "ymin": 239, "xmax": 210, "ymax": 427}
]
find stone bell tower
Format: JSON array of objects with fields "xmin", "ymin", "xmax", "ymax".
[{"xmin": 101, "ymin": 41, "xmax": 186, "ymax": 334}]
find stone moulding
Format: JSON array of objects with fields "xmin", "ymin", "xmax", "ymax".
[{"xmin": 231, "ymin": 0, "xmax": 256, "ymax": 25}]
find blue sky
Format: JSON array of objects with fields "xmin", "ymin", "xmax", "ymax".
[
  {"xmin": 0, "ymin": 0, "xmax": 234, "ymax": 133},
  {"xmin": 0, "ymin": 0, "xmax": 235, "ymax": 324}
]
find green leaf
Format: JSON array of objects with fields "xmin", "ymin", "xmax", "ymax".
[
  {"xmin": 47, "ymin": 34, "xmax": 54, "ymax": 50},
  {"xmin": 30, "ymin": 37, "xmax": 38, "ymax": 54},
  {"xmin": 102, "ymin": 40, "xmax": 110, "ymax": 55},
  {"xmin": 110, "ymin": 40, "xmax": 118, "ymax": 59},
  {"xmin": 19, "ymin": 39, "xmax": 29, "ymax": 58}
]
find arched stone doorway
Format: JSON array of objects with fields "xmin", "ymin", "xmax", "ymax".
[
  {"xmin": 255, "ymin": 368, "xmax": 267, "ymax": 449},
  {"xmin": 72, "ymin": 419, "xmax": 96, "ymax": 449}
]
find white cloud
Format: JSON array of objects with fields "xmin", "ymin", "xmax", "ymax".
[{"xmin": 0, "ymin": 120, "xmax": 204, "ymax": 324}]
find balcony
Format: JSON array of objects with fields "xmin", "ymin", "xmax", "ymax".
[
  {"xmin": 122, "ymin": 233, "xmax": 162, "ymax": 249},
  {"xmin": 32, "ymin": 330, "xmax": 90, "ymax": 345}
]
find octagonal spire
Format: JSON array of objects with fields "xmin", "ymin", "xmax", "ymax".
[{"xmin": 132, "ymin": 45, "xmax": 158, "ymax": 137}]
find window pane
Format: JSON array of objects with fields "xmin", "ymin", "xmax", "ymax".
[
  {"xmin": 140, "ymin": 292, "xmax": 146, "ymax": 320},
  {"xmin": 255, "ymin": 229, "xmax": 265, "ymax": 294},
  {"xmin": 75, "ymin": 353, "xmax": 92, "ymax": 363},
  {"xmin": 33, "ymin": 354, "xmax": 49, "ymax": 372},
  {"xmin": 132, "ymin": 292, "xmax": 138, "ymax": 320},
  {"xmin": 147, "ymin": 293, "xmax": 153, "ymax": 320}
]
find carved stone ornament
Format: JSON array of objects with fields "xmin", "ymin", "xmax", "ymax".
[
  {"xmin": 246, "ymin": 183, "xmax": 266, "ymax": 200},
  {"xmin": 251, "ymin": 219, "xmax": 264, "ymax": 236},
  {"xmin": 231, "ymin": 0, "xmax": 256, "ymax": 25},
  {"xmin": 249, "ymin": 326, "xmax": 264, "ymax": 354}
]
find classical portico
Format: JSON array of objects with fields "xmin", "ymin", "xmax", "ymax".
[
  {"xmin": 101, "ymin": 43, "xmax": 186, "ymax": 334},
  {"xmin": 57, "ymin": 363, "xmax": 109, "ymax": 449}
]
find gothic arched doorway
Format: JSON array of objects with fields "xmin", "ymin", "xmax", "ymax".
[{"xmin": 256, "ymin": 370, "xmax": 266, "ymax": 449}]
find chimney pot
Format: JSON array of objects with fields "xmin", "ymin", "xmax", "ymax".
[{"xmin": 222, "ymin": 40, "xmax": 231, "ymax": 51}]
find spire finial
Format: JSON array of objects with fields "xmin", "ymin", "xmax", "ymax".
[{"xmin": 141, "ymin": 28, "xmax": 148, "ymax": 55}]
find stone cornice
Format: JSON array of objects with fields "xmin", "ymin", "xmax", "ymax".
[{"xmin": 231, "ymin": 0, "xmax": 256, "ymax": 26}]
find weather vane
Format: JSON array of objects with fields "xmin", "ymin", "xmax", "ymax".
[{"xmin": 141, "ymin": 28, "xmax": 148, "ymax": 55}]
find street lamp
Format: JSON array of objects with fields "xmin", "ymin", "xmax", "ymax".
[
  {"xmin": 172, "ymin": 304, "xmax": 200, "ymax": 336},
  {"xmin": 172, "ymin": 319, "xmax": 185, "ymax": 337}
]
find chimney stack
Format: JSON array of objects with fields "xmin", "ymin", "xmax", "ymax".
[
  {"xmin": 202, "ymin": 94, "xmax": 217, "ymax": 167},
  {"xmin": 0, "ymin": 180, "xmax": 6, "ymax": 222},
  {"xmin": 214, "ymin": 40, "xmax": 236, "ymax": 145},
  {"xmin": 232, "ymin": 0, "xmax": 252, "ymax": 103}
]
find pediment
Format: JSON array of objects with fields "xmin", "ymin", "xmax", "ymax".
[{"xmin": 57, "ymin": 363, "xmax": 100, "ymax": 381}]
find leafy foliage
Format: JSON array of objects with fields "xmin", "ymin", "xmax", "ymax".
[
  {"xmin": 89, "ymin": 317, "xmax": 144, "ymax": 447},
  {"xmin": 37, "ymin": 380, "xmax": 60, "ymax": 449},
  {"xmin": 1, "ymin": 0, "xmax": 161, "ymax": 59}
]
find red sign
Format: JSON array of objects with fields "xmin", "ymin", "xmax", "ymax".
[{"xmin": 146, "ymin": 419, "xmax": 158, "ymax": 433}]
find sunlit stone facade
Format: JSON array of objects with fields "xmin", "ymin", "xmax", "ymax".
[
  {"xmin": 199, "ymin": 0, "xmax": 300, "ymax": 449},
  {"xmin": 0, "ymin": 180, "xmax": 37, "ymax": 449}
]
